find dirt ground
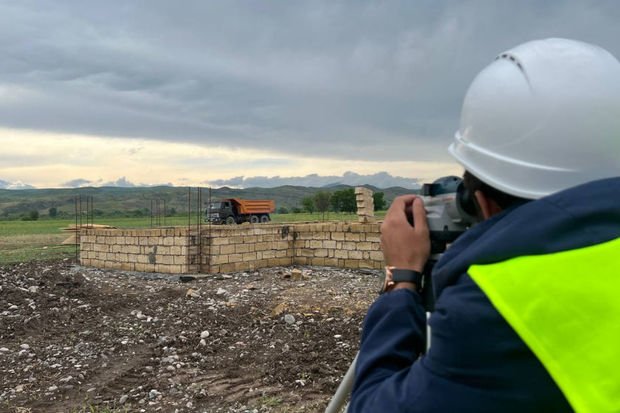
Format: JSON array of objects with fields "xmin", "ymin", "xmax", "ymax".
[{"xmin": 0, "ymin": 259, "xmax": 382, "ymax": 413}]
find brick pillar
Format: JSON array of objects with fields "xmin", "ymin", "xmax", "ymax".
[{"xmin": 355, "ymin": 187, "xmax": 375, "ymax": 223}]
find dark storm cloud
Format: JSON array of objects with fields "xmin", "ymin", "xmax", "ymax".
[{"xmin": 0, "ymin": 1, "xmax": 619, "ymax": 161}]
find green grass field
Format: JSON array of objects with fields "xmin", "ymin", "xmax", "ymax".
[{"xmin": 0, "ymin": 212, "xmax": 386, "ymax": 264}]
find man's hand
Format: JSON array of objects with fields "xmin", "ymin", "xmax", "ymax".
[{"xmin": 380, "ymin": 195, "xmax": 430, "ymax": 273}]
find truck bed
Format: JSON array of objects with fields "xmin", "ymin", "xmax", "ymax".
[{"xmin": 231, "ymin": 199, "xmax": 275, "ymax": 215}]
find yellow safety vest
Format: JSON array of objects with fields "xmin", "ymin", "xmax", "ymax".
[{"xmin": 469, "ymin": 236, "xmax": 620, "ymax": 413}]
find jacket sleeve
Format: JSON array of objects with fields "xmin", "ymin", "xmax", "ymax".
[{"xmin": 349, "ymin": 288, "xmax": 427, "ymax": 412}]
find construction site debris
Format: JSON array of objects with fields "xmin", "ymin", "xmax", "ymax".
[{"xmin": 0, "ymin": 260, "xmax": 380, "ymax": 412}]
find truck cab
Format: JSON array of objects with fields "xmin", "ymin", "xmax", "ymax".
[{"xmin": 207, "ymin": 200, "xmax": 236, "ymax": 224}]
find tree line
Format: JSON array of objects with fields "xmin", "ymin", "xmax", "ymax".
[{"xmin": 277, "ymin": 188, "xmax": 386, "ymax": 216}]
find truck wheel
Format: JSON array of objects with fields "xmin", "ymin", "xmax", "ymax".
[
  {"xmin": 250, "ymin": 215, "xmax": 259, "ymax": 224},
  {"xmin": 260, "ymin": 215, "xmax": 270, "ymax": 223},
  {"xmin": 225, "ymin": 216, "xmax": 236, "ymax": 225}
]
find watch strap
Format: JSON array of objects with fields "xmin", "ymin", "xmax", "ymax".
[{"xmin": 391, "ymin": 269, "xmax": 423, "ymax": 289}]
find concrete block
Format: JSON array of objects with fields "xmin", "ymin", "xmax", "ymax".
[
  {"xmin": 160, "ymin": 255, "xmax": 174, "ymax": 265},
  {"xmin": 370, "ymin": 251, "xmax": 384, "ymax": 261},
  {"xmin": 324, "ymin": 258, "xmax": 339, "ymax": 267},
  {"xmin": 125, "ymin": 245, "xmax": 140, "ymax": 254},
  {"xmin": 314, "ymin": 249, "xmax": 328, "ymax": 258},
  {"xmin": 135, "ymin": 263, "xmax": 146, "ymax": 272},
  {"xmin": 212, "ymin": 255, "xmax": 229, "ymax": 265},
  {"xmin": 212, "ymin": 237, "xmax": 229, "ymax": 246},
  {"xmin": 309, "ymin": 240, "xmax": 323, "ymax": 249},
  {"xmin": 278, "ymin": 239, "xmax": 292, "ymax": 250},
  {"xmin": 220, "ymin": 263, "xmax": 235, "ymax": 273},
  {"xmin": 230, "ymin": 236, "xmax": 245, "ymax": 244},
  {"xmin": 168, "ymin": 264, "xmax": 183, "ymax": 274},
  {"xmin": 291, "ymin": 268, "xmax": 302, "ymax": 280},
  {"xmin": 235, "ymin": 244, "xmax": 251, "ymax": 254},
  {"xmin": 312, "ymin": 233, "xmax": 330, "ymax": 240},
  {"xmin": 293, "ymin": 257, "xmax": 307, "ymax": 265},
  {"xmin": 349, "ymin": 250, "xmax": 363, "ymax": 260},
  {"xmin": 310, "ymin": 257, "xmax": 326, "ymax": 266},
  {"xmin": 324, "ymin": 240, "xmax": 337, "ymax": 249},
  {"xmin": 234, "ymin": 261, "xmax": 250, "ymax": 272},
  {"xmin": 365, "ymin": 234, "xmax": 381, "ymax": 243},
  {"xmin": 94, "ymin": 244, "xmax": 108, "ymax": 253},
  {"xmin": 220, "ymin": 244, "xmax": 235, "ymax": 254},
  {"xmin": 335, "ymin": 250, "xmax": 348, "ymax": 259},
  {"xmin": 359, "ymin": 260, "xmax": 376, "ymax": 269},
  {"xmin": 121, "ymin": 262, "xmax": 134, "ymax": 271},
  {"xmin": 255, "ymin": 242, "xmax": 269, "ymax": 251}
]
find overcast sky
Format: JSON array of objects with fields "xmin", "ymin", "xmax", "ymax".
[{"xmin": 1, "ymin": 1, "xmax": 619, "ymax": 188}]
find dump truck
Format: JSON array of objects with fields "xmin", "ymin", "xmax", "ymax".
[{"xmin": 206, "ymin": 198, "xmax": 275, "ymax": 224}]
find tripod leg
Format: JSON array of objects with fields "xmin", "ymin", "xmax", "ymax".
[{"xmin": 325, "ymin": 353, "xmax": 358, "ymax": 413}]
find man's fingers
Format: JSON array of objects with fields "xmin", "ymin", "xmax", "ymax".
[
  {"xmin": 412, "ymin": 198, "xmax": 429, "ymax": 234},
  {"xmin": 390, "ymin": 195, "xmax": 417, "ymax": 211},
  {"xmin": 386, "ymin": 195, "xmax": 417, "ymax": 223}
]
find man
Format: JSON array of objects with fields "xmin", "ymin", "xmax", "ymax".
[{"xmin": 349, "ymin": 38, "xmax": 620, "ymax": 412}]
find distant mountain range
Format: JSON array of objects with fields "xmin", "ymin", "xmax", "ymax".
[
  {"xmin": 0, "ymin": 184, "xmax": 417, "ymax": 220},
  {"xmin": 206, "ymin": 171, "xmax": 421, "ymax": 190},
  {"xmin": 0, "ymin": 171, "xmax": 421, "ymax": 191}
]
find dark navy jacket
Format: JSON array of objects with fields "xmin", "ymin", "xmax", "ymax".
[{"xmin": 349, "ymin": 178, "xmax": 620, "ymax": 412}]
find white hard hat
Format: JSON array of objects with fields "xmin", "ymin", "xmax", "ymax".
[{"xmin": 449, "ymin": 38, "xmax": 620, "ymax": 199}]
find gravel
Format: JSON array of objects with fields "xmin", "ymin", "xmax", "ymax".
[{"xmin": 0, "ymin": 259, "xmax": 381, "ymax": 412}]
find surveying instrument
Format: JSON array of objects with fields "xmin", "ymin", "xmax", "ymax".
[{"xmin": 325, "ymin": 176, "xmax": 478, "ymax": 413}]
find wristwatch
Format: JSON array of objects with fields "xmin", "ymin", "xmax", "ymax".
[{"xmin": 391, "ymin": 269, "xmax": 423, "ymax": 292}]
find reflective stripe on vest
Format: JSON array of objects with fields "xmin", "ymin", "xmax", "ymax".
[{"xmin": 469, "ymin": 236, "xmax": 620, "ymax": 413}]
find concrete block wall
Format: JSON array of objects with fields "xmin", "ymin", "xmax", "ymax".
[
  {"xmin": 81, "ymin": 222, "xmax": 384, "ymax": 274},
  {"xmin": 80, "ymin": 227, "xmax": 198, "ymax": 273},
  {"xmin": 201, "ymin": 224, "xmax": 295, "ymax": 274},
  {"xmin": 290, "ymin": 222, "xmax": 383, "ymax": 270}
]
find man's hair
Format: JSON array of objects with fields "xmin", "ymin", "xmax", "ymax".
[{"xmin": 462, "ymin": 171, "xmax": 531, "ymax": 210}]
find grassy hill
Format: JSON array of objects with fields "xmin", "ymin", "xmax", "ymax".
[{"xmin": 0, "ymin": 185, "xmax": 416, "ymax": 220}]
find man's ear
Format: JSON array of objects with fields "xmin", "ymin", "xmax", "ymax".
[{"xmin": 474, "ymin": 190, "xmax": 503, "ymax": 220}]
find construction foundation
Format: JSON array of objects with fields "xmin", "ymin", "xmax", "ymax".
[{"xmin": 80, "ymin": 222, "xmax": 384, "ymax": 274}]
